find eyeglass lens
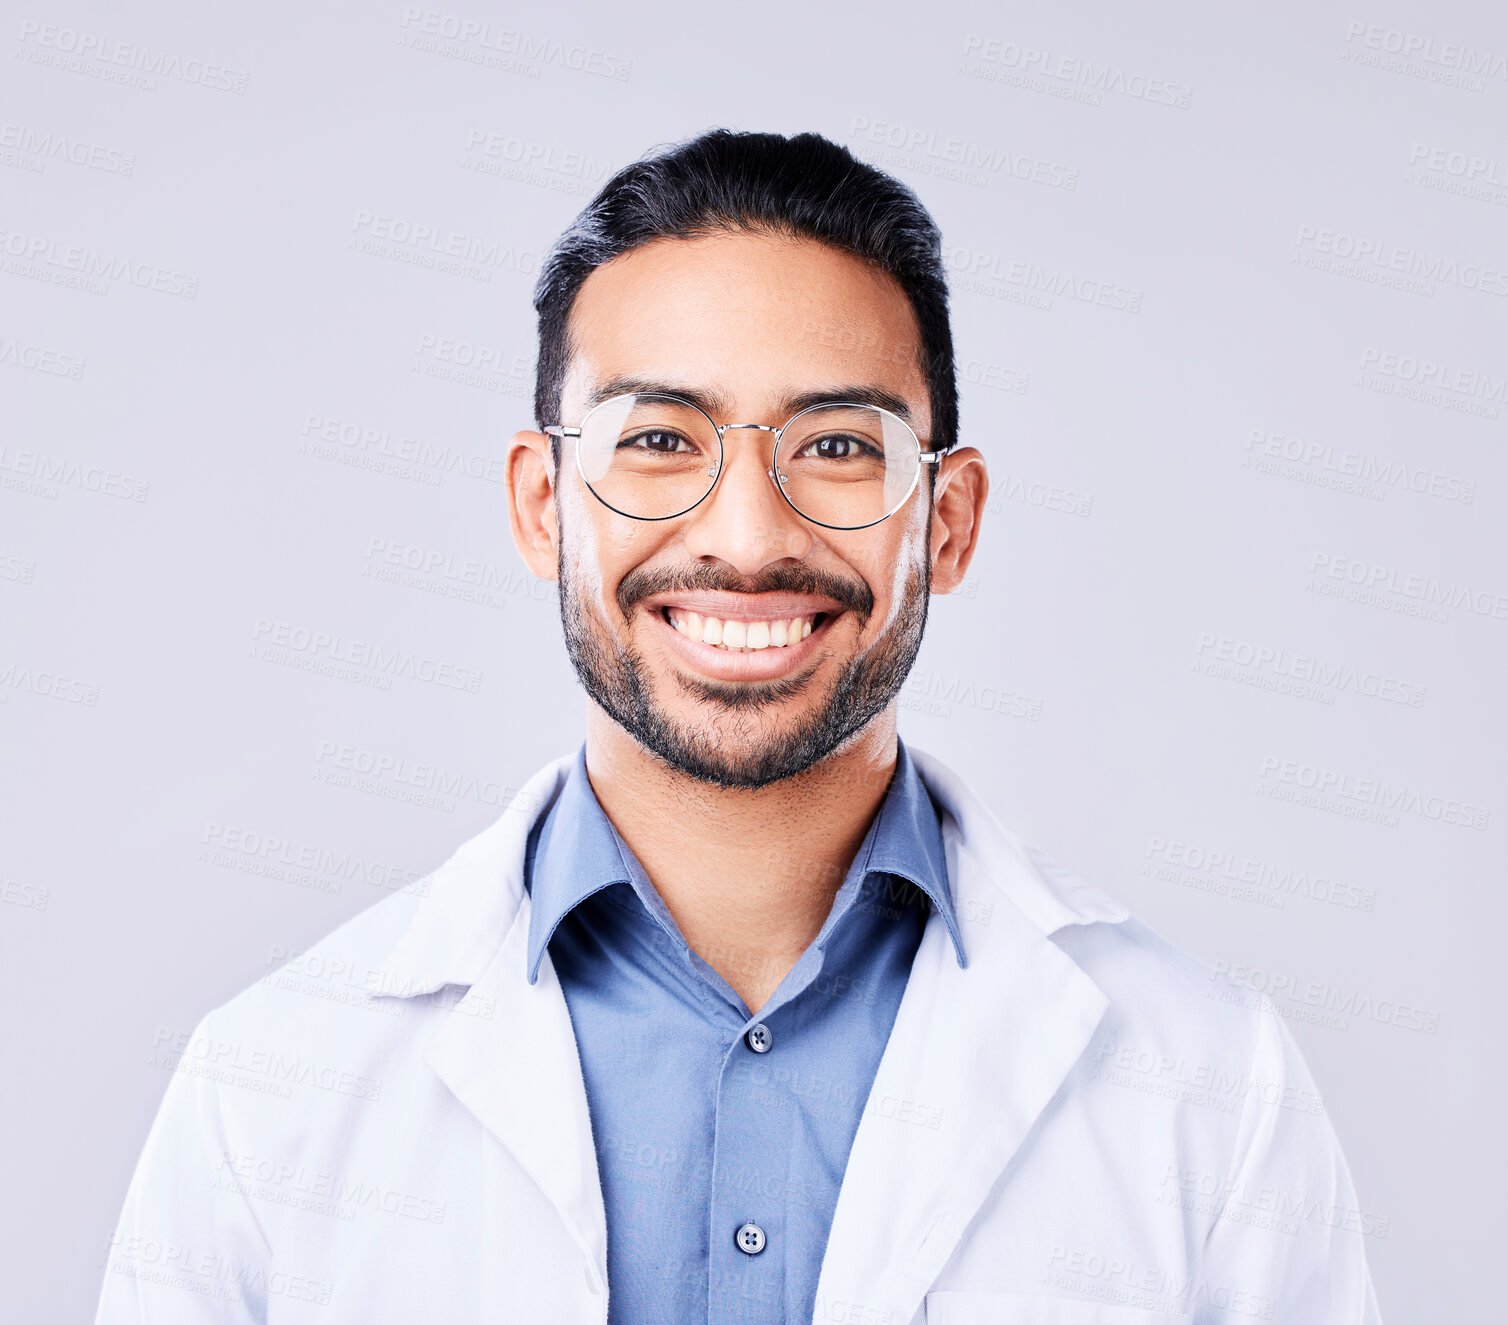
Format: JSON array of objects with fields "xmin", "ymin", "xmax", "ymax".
[{"xmin": 576, "ymin": 393, "xmax": 922, "ymax": 527}]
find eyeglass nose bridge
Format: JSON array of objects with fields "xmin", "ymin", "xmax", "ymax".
[{"xmin": 709, "ymin": 421, "xmax": 786, "ymax": 487}]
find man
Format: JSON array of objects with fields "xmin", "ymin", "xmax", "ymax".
[{"xmin": 97, "ymin": 130, "xmax": 1381, "ymax": 1324}]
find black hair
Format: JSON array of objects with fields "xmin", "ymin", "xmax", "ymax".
[{"xmin": 530, "ymin": 129, "xmax": 957, "ymax": 471}]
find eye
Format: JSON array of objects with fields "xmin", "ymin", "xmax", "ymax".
[
  {"xmin": 620, "ymin": 428, "xmax": 698, "ymax": 454},
  {"xmin": 792, "ymin": 432, "xmax": 882, "ymax": 461}
]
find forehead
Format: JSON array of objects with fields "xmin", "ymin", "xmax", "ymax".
[{"xmin": 559, "ymin": 230, "xmax": 930, "ymax": 428}]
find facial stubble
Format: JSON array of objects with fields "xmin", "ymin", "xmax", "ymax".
[{"xmin": 555, "ymin": 513, "xmax": 932, "ymax": 790}]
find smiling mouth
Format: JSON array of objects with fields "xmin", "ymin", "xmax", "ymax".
[{"xmin": 660, "ymin": 606, "xmax": 828, "ymax": 652}]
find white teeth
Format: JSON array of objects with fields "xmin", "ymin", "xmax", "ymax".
[{"xmin": 663, "ymin": 608, "xmax": 821, "ymax": 651}]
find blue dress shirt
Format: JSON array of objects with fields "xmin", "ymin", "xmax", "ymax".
[{"xmin": 523, "ymin": 737, "xmax": 966, "ymax": 1325}]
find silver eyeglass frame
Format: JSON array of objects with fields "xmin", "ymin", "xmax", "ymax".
[{"xmin": 543, "ymin": 391, "xmax": 950, "ymax": 532}]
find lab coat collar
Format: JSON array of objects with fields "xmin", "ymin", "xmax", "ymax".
[
  {"xmin": 906, "ymin": 744, "xmax": 1128, "ymax": 933},
  {"xmin": 373, "ymin": 752, "xmax": 574, "ymax": 997},
  {"xmin": 369, "ymin": 743, "xmax": 1128, "ymax": 1312}
]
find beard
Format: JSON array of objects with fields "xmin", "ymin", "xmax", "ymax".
[{"xmin": 555, "ymin": 526, "xmax": 931, "ymax": 791}]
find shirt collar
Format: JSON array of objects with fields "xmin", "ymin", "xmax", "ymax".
[
  {"xmin": 369, "ymin": 742, "xmax": 1129, "ymax": 1002},
  {"xmin": 523, "ymin": 742, "xmax": 632, "ymax": 984},
  {"xmin": 841, "ymin": 736, "xmax": 966, "ymax": 966},
  {"xmin": 524, "ymin": 737, "xmax": 967, "ymax": 985}
]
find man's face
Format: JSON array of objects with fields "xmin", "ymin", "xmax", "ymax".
[{"xmin": 536, "ymin": 230, "xmax": 948, "ymax": 789}]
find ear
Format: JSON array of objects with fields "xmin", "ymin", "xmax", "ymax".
[
  {"xmin": 928, "ymin": 447, "xmax": 989, "ymax": 594},
  {"xmin": 506, "ymin": 430, "xmax": 560, "ymax": 580}
]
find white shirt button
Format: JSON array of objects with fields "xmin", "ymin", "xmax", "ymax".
[
  {"xmin": 744, "ymin": 1023, "xmax": 772, "ymax": 1053},
  {"xmin": 735, "ymin": 1222, "xmax": 767, "ymax": 1255}
]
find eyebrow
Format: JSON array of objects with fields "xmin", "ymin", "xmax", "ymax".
[{"xmin": 585, "ymin": 375, "xmax": 917, "ymax": 426}]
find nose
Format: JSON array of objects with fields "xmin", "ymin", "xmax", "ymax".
[{"xmin": 679, "ymin": 427, "xmax": 813, "ymax": 575}]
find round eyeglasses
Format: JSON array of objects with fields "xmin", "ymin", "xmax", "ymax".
[{"xmin": 544, "ymin": 392, "xmax": 948, "ymax": 531}]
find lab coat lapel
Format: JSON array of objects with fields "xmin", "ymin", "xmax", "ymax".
[
  {"xmin": 814, "ymin": 753, "xmax": 1116, "ymax": 1325},
  {"xmin": 373, "ymin": 753, "xmax": 608, "ymax": 1296},
  {"xmin": 426, "ymin": 902, "xmax": 608, "ymax": 1293}
]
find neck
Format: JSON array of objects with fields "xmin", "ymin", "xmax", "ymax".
[{"xmin": 582, "ymin": 704, "xmax": 900, "ymax": 1014}]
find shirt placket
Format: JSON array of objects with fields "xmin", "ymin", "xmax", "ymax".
[{"xmin": 704, "ymin": 943, "xmax": 828, "ymax": 1324}]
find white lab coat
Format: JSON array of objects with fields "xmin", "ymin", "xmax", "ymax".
[{"xmin": 95, "ymin": 747, "xmax": 1382, "ymax": 1324}]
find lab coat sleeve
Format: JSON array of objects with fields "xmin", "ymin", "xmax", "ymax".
[
  {"xmin": 95, "ymin": 1014, "xmax": 272, "ymax": 1324},
  {"xmin": 1198, "ymin": 1004, "xmax": 1383, "ymax": 1324}
]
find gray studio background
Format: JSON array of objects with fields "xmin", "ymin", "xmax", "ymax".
[{"xmin": 3, "ymin": 0, "xmax": 1504, "ymax": 1318}]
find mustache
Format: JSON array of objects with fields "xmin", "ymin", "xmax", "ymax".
[{"xmin": 616, "ymin": 562, "xmax": 875, "ymax": 623}]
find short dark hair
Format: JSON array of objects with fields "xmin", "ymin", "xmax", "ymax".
[{"xmin": 531, "ymin": 129, "xmax": 957, "ymax": 464}]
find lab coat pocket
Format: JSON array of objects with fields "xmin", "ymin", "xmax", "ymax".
[{"xmin": 924, "ymin": 1292, "xmax": 1192, "ymax": 1325}]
